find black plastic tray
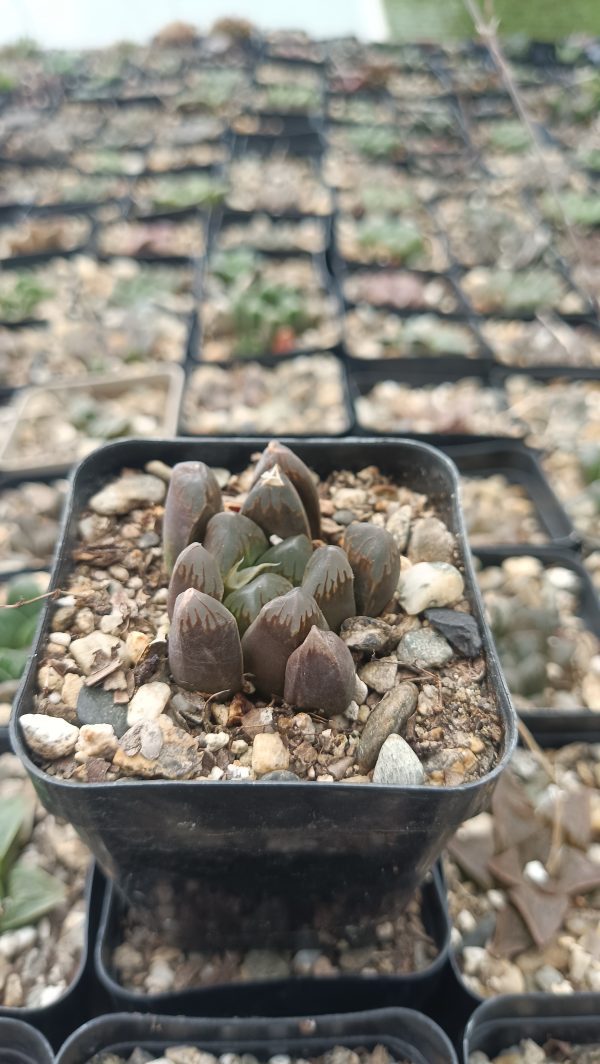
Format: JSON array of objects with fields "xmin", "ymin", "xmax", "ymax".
[
  {"xmin": 475, "ymin": 546, "xmax": 600, "ymax": 742},
  {"xmin": 95, "ymin": 863, "xmax": 450, "ymax": 1016},
  {"xmin": 464, "ymin": 992, "xmax": 600, "ymax": 1061},
  {"xmin": 444, "ymin": 439, "xmax": 579, "ymax": 551},
  {"xmin": 0, "ymin": 864, "xmax": 99, "ymax": 1050},
  {"xmin": 56, "ymin": 1007, "xmax": 459, "ymax": 1064},
  {"xmin": 180, "ymin": 351, "xmax": 355, "ymax": 438},
  {"xmin": 0, "ymin": 1017, "xmax": 54, "ymax": 1064},
  {"xmin": 11, "ymin": 436, "xmax": 516, "ymax": 899}
]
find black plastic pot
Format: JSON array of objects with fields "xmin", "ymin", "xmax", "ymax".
[
  {"xmin": 475, "ymin": 546, "xmax": 600, "ymax": 742},
  {"xmin": 95, "ymin": 862, "xmax": 450, "ymax": 1015},
  {"xmin": 0, "ymin": 1018, "xmax": 54, "ymax": 1064},
  {"xmin": 0, "ymin": 865, "xmax": 99, "ymax": 1050},
  {"xmin": 11, "ymin": 436, "xmax": 516, "ymax": 898},
  {"xmin": 444, "ymin": 439, "xmax": 579, "ymax": 551},
  {"xmin": 56, "ymin": 1007, "xmax": 459, "ymax": 1064},
  {"xmin": 464, "ymin": 992, "xmax": 600, "ymax": 1061},
  {"xmin": 181, "ymin": 351, "xmax": 355, "ymax": 438}
]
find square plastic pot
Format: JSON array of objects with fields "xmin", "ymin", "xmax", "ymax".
[
  {"xmin": 94, "ymin": 862, "xmax": 450, "ymax": 1016},
  {"xmin": 0, "ymin": 1018, "xmax": 54, "ymax": 1064},
  {"xmin": 464, "ymin": 992, "xmax": 600, "ymax": 1061},
  {"xmin": 56, "ymin": 1007, "xmax": 458, "ymax": 1064},
  {"xmin": 475, "ymin": 546, "xmax": 600, "ymax": 743},
  {"xmin": 11, "ymin": 436, "xmax": 517, "ymax": 899}
]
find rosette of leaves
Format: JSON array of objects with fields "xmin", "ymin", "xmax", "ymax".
[
  {"xmin": 165, "ymin": 442, "xmax": 400, "ymax": 716},
  {"xmin": 0, "ymin": 577, "xmax": 45, "ymax": 683},
  {"xmin": 0, "ymin": 793, "xmax": 65, "ymax": 933}
]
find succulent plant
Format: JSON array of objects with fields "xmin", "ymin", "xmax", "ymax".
[
  {"xmin": 203, "ymin": 511, "xmax": 268, "ymax": 579},
  {"xmin": 284, "ymin": 627, "xmax": 356, "ymax": 718},
  {"xmin": 168, "ymin": 588, "xmax": 243, "ymax": 693},
  {"xmin": 241, "ymin": 465, "xmax": 311, "ymax": 540},
  {"xmin": 241, "ymin": 587, "xmax": 328, "ymax": 697},
  {"xmin": 163, "ymin": 443, "xmax": 402, "ymax": 711},
  {"xmin": 166, "ymin": 543, "xmax": 224, "ymax": 619},
  {"xmin": 0, "ymin": 577, "xmax": 45, "ymax": 683},
  {"xmin": 302, "ymin": 545, "xmax": 356, "ymax": 632},
  {"xmin": 0, "ymin": 793, "xmax": 65, "ymax": 933},
  {"xmin": 163, "ymin": 461, "xmax": 223, "ymax": 574},
  {"xmin": 251, "ymin": 441, "xmax": 321, "ymax": 538},
  {"xmin": 343, "ymin": 522, "xmax": 400, "ymax": 616}
]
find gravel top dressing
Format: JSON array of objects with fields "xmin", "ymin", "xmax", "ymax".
[
  {"xmin": 86, "ymin": 1047, "xmax": 409, "ymax": 1064},
  {"xmin": 21, "ymin": 445, "xmax": 504, "ymax": 786},
  {"xmin": 447, "ymin": 743, "xmax": 600, "ymax": 996},
  {"xmin": 470, "ymin": 1042, "xmax": 600, "ymax": 1063},
  {"xmin": 0, "ymin": 751, "xmax": 89, "ymax": 1007},
  {"xmin": 112, "ymin": 880, "xmax": 437, "ymax": 992}
]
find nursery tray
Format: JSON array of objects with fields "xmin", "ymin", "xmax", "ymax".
[
  {"xmin": 444, "ymin": 438, "xmax": 579, "ymax": 550},
  {"xmin": 475, "ymin": 546, "xmax": 600, "ymax": 743},
  {"xmin": 95, "ymin": 863, "xmax": 450, "ymax": 1015},
  {"xmin": 0, "ymin": 1018, "xmax": 54, "ymax": 1064},
  {"xmin": 56, "ymin": 1007, "xmax": 458, "ymax": 1064},
  {"xmin": 0, "ymin": 366, "xmax": 185, "ymax": 479},
  {"xmin": 464, "ymin": 992, "xmax": 600, "ymax": 1061},
  {"xmin": 12, "ymin": 436, "xmax": 516, "ymax": 901},
  {"xmin": 0, "ymin": 865, "xmax": 100, "ymax": 1050}
]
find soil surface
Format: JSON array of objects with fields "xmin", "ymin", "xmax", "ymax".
[
  {"xmin": 447, "ymin": 743, "xmax": 600, "ymax": 996},
  {"xmin": 470, "ymin": 1041, "xmax": 600, "ymax": 1063},
  {"xmin": 25, "ymin": 454, "xmax": 504, "ymax": 786},
  {"xmin": 89, "ymin": 1047, "xmax": 409, "ymax": 1064},
  {"xmin": 0, "ymin": 752, "xmax": 89, "ymax": 1007},
  {"xmin": 112, "ymin": 878, "xmax": 437, "ymax": 993}
]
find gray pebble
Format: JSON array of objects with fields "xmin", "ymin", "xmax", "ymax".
[
  {"xmin": 240, "ymin": 949, "xmax": 291, "ymax": 981},
  {"xmin": 260, "ymin": 770, "xmax": 300, "ymax": 781},
  {"xmin": 396, "ymin": 628, "xmax": 454, "ymax": 669},
  {"xmin": 77, "ymin": 685, "xmax": 128, "ymax": 738},
  {"xmin": 424, "ymin": 608, "xmax": 482, "ymax": 658},
  {"xmin": 358, "ymin": 657, "xmax": 398, "ymax": 694},
  {"xmin": 372, "ymin": 734, "xmax": 424, "ymax": 786},
  {"xmin": 333, "ymin": 510, "xmax": 357, "ymax": 526},
  {"xmin": 357, "ymin": 682, "xmax": 418, "ymax": 771},
  {"xmin": 339, "ymin": 616, "xmax": 393, "ymax": 654},
  {"xmin": 408, "ymin": 516, "xmax": 456, "ymax": 564}
]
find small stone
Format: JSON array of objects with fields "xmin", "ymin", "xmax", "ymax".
[
  {"xmin": 354, "ymin": 676, "xmax": 368, "ymax": 703},
  {"xmin": 127, "ymin": 681, "xmax": 171, "ymax": 726},
  {"xmin": 231, "ymin": 739, "xmax": 248, "ymax": 755},
  {"xmin": 0, "ymin": 927, "xmax": 36, "ymax": 959},
  {"xmin": 89, "ymin": 473, "xmax": 166, "ymax": 515},
  {"xmin": 240, "ymin": 950, "xmax": 291, "ymax": 980},
  {"xmin": 396, "ymin": 628, "xmax": 454, "ymax": 668},
  {"xmin": 339, "ymin": 616, "xmax": 393, "ymax": 653},
  {"xmin": 345, "ymin": 700, "xmax": 359, "ymax": 721},
  {"xmin": 424, "ymin": 608, "xmax": 482, "ymax": 658},
  {"xmin": 385, "ymin": 506, "xmax": 412, "ymax": 551},
  {"xmin": 70, "ymin": 632, "xmax": 120, "ymax": 674},
  {"xmin": 75, "ymin": 723, "xmax": 118, "ymax": 762},
  {"xmin": 49, "ymin": 632, "xmax": 71, "ymax": 647},
  {"xmin": 292, "ymin": 949, "xmax": 322, "ymax": 975},
  {"xmin": 398, "ymin": 562, "xmax": 464, "ymax": 615},
  {"xmin": 252, "ymin": 732, "xmax": 290, "ymax": 777},
  {"xmin": 20, "ymin": 713, "xmax": 79, "ymax": 760},
  {"xmin": 62, "ymin": 673, "xmax": 84, "ymax": 709},
  {"xmin": 125, "ymin": 631, "xmax": 151, "ymax": 665},
  {"xmin": 408, "ymin": 517, "xmax": 456, "ymax": 563},
  {"xmin": 582, "ymin": 664, "xmax": 600, "ymax": 710},
  {"xmin": 113, "ymin": 715, "xmax": 199, "ymax": 779},
  {"xmin": 261, "ymin": 770, "xmax": 300, "ymax": 781},
  {"xmin": 523, "ymin": 859, "xmax": 549, "ymax": 887},
  {"xmin": 333, "ymin": 488, "xmax": 368, "ymax": 509},
  {"xmin": 204, "ymin": 731, "xmax": 229, "ymax": 753},
  {"xmin": 535, "ymin": 964, "xmax": 565, "ymax": 992},
  {"xmin": 357, "ymin": 682, "xmax": 419, "ymax": 771},
  {"xmin": 145, "ymin": 459, "xmax": 172, "ymax": 482},
  {"xmin": 77, "ymin": 685, "xmax": 129, "ymax": 737},
  {"xmin": 372, "ymin": 733, "xmax": 424, "ymax": 786},
  {"xmin": 333, "ymin": 509, "xmax": 357, "ymax": 526},
  {"xmin": 358, "ymin": 657, "xmax": 398, "ymax": 694}
]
